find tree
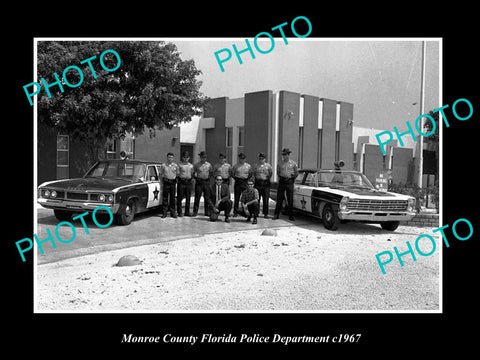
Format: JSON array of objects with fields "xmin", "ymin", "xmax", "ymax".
[
  {"xmin": 37, "ymin": 41, "xmax": 207, "ymax": 163},
  {"xmin": 423, "ymin": 109, "xmax": 439, "ymax": 143}
]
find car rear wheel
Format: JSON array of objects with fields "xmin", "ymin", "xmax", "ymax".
[
  {"xmin": 322, "ymin": 204, "xmax": 340, "ymax": 230},
  {"xmin": 380, "ymin": 221, "xmax": 400, "ymax": 231},
  {"xmin": 54, "ymin": 209, "xmax": 73, "ymax": 221},
  {"xmin": 115, "ymin": 198, "xmax": 136, "ymax": 225}
]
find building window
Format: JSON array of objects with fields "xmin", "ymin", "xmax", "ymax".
[
  {"xmin": 317, "ymin": 129, "xmax": 322, "ymax": 169},
  {"xmin": 335, "ymin": 131, "xmax": 340, "ymax": 162},
  {"xmin": 56, "ymin": 135, "xmax": 69, "ymax": 167},
  {"xmin": 298, "ymin": 127, "xmax": 304, "ymax": 167},
  {"xmin": 106, "ymin": 139, "xmax": 117, "ymax": 159},
  {"xmin": 123, "ymin": 137, "xmax": 134, "ymax": 154},
  {"xmin": 120, "ymin": 133, "xmax": 135, "ymax": 158},
  {"xmin": 238, "ymin": 126, "xmax": 244, "ymax": 147},
  {"xmin": 226, "ymin": 127, "xmax": 233, "ymax": 148}
]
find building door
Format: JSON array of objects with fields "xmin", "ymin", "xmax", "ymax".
[
  {"xmin": 56, "ymin": 134, "xmax": 69, "ymax": 179},
  {"xmin": 181, "ymin": 144, "xmax": 194, "ymax": 158}
]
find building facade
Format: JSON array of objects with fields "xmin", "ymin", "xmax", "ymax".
[
  {"xmin": 37, "ymin": 89, "xmax": 438, "ymax": 190},
  {"xmin": 37, "ymin": 122, "xmax": 180, "ymax": 185},
  {"xmin": 181, "ymin": 89, "xmax": 438, "ymax": 187}
]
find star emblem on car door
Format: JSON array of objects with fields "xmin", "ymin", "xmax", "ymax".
[
  {"xmin": 153, "ymin": 187, "xmax": 159, "ymax": 200},
  {"xmin": 300, "ymin": 196, "xmax": 307, "ymax": 210}
]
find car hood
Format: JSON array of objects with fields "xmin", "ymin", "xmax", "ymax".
[
  {"xmin": 39, "ymin": 177, "xmax": 136, "ymax": 192},
  {"xmin": 317, "ymin": 186, "xmax": 411, "ymax": 200}
]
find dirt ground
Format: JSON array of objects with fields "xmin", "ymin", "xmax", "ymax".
[{"xmin": 35, "ymin": 223, "xmax": 440, "ymax": 312}]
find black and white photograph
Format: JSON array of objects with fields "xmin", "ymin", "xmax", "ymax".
[
  {"xmin": 33, "ymin": 38, "xmax": 442, "ymax": 313},
  {"xmin": 6, "ymin": 7, "xmax": 478, "ymax": 354}
]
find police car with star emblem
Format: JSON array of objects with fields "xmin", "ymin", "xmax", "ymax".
[
  {"xmin": 38, "ymin": 159, "xmax": 164, "ymax": 225},
  {"xmin": 270, "ymin": 161, "xmax": 416, "ymax": 231}
]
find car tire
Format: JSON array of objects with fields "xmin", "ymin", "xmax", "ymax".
[
  {"xmin": 115, "ymin": 198, "xmax": 136, "ymax": 225},
  {"xmin": 322, "ymin": 204, "xmax": 340, "ymax": 230},
  {"xmin": 381, "ymin": 221, "xmax": 400, "ymax": 231},
  {"xmin": 54, "ymin": 209, "xmax": 73, "ymax": 221}
]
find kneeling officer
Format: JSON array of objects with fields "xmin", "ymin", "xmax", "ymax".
[
  {"xmin": 208, "ymin": 175, "xmax": 233, "ymax": 223},
  {"xmin": 237, "ymin": 179, "xmax": 260, "ymax": 224}
]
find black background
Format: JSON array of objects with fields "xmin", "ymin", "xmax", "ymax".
[{"xmin": 5, "ymin": 5, "xmax": 478, "ymax": 355}]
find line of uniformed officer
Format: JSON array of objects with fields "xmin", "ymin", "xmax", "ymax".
[
  {"xmin": 160, "ymin": 152, "xmax": 179, "ymax": 218},
  {"xmin": 274, "ymin": 148, "xmax": 299, "ymax": 221},
  {"xmin": 157, "ymin": 148, "xmax": 298, "ymax": 221},
  {"xmin": 177, "ymin": 151, "xmax": 194, "ymax": 217}
]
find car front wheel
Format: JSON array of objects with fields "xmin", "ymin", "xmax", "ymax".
[
  {"xmin": 322, "ymin": 204, "xmax": 340, "ymax": 230},
  {"xmin": 54, "ymin": 209, "xmax": 73, "ymax": 221},
  {"xmin": 115, "ymin": 199, "xmax": 136, "ymax": 225},
  {"xmin": 381, "ymin": 221, "xmax": 400, "ymax": 231}
]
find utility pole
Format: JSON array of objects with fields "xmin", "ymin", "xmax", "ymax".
[{"xmin": 417, "ymin": 41, "xmax": 427, "ymax": 188}]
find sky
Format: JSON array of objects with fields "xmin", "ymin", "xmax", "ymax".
[{"xmin": 173, "ymin": 38, "xmax": 440, "ymax": 130}]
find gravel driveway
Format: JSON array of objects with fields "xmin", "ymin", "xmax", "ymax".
[{"xmin": 35, "ymin": 222, "xmax": 440, "ymax": 312}]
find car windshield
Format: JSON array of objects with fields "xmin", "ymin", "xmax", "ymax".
[
  {"xmin": 85, "ymin": 161, "xmax": 146, "ymax": 181},
  {"xmin": 314, "ymin": 171, "xmax": 374, "ymax": 189}
]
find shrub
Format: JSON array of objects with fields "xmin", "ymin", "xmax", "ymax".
[{"xmin": 389, "ymin": 183, "xmax": 439, "ymax": 212}]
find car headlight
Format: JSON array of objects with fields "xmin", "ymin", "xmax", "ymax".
[
  {"xmin": 50, "ymin": 190, "xmax": 57, "ymax": 198},
  {"xmin": 98, "ymin": 194, "xmax": 106, "ymax": 202},
  {"xmin": 43, "ymin": 189, "xmax": 50, "ymax": 198},
  {"xmin": 339, "ymin": 197, "xmax": 349, "ymax": 211},
  {"xmin": 107, "ymin": 194, "xmax": 114, "ymax": 202},
  {"xmin": 407, "ymin": 198, "xmax": 415, "ymax": 212}
]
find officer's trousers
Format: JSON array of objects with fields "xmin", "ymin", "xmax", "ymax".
[
  {"xmin": 176, "ymin": 179, "xmax": 192, "ymax": 215},
  {"xmin": 162, "ymin": 179, "xmax": 176, "ymax": 215},
  {"xmin": 193, "ymin": 178, "xmax": 211, "ymax": 216},
  {"xmin": 233, "ymin": 178, "xmax": 248, "ymax": 215},
  {"xmin": 274, "ymin": 177, "xmax": 294, "ymax": 217},
  {"xmin": 255, "ymin": 179, "xmax": 270, "ymax": 215}
]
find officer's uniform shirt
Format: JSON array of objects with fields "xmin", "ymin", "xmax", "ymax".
[
  {"xmin": 194, "ymin": 161, "xmax": 213, "ymax": 180},
  {"xmin": 162, "ymin": 162, "xmax": 179, "ymax": 180},
  {"xmin": 178, "ymin": 161, "xmax": 194, "ymax": 179},
  {"xmin": 214, "ymin": 162, "xmax": 232, "ymax": 180},
  {"xmin": 277, "ymin": 159, "xmax": 298, "ymax": 179},
  {"xmin": 254, "ymin": 162, "xmax": 273, "ymax": 181},
  {"xmin": 232, "ymin": 162, "xmax": 251, "ymax": 179}
]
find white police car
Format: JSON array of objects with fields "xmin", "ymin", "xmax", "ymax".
[{"xmin": 270, "ymin": 163, "xmax": 416, "ymax": 231}]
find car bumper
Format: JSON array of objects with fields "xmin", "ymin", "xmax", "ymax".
[
  {"xmin": 38, "ymin": 198, "xmax": 120, "ymax": 214},
  {"xmin": 338, "ymin": 210, "xmax": 416, "ymax": 222}
]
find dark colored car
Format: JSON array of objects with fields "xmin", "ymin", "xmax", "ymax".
[
  {"xmin": 37, "ymin": 159, "xmax": 163, "ymax": 225},
  {"xmin": 270, "ymin": 168, "xmax": 416, "ymax": 231}
]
